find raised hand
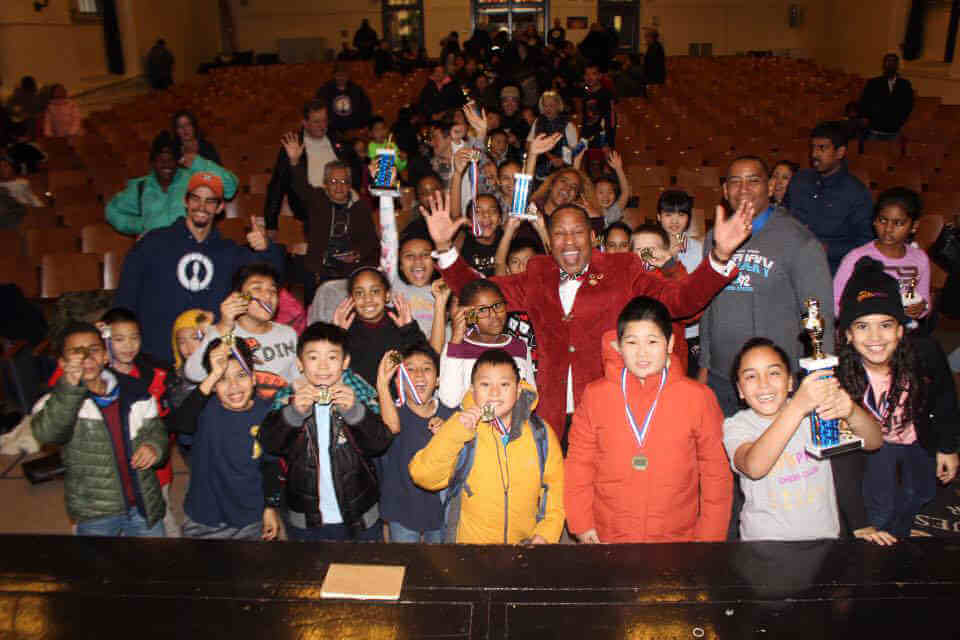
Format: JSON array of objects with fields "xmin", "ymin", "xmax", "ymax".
[
  {"xmin": 333, "ymin": 296, "xmax": 357, "ymax": 330},
  {"xmin": 421, "ymin": 190, "xmax": 468, "ymax": 252},
  {"xmin": 453, "ymin": 147, "xmax": 475, "ymax": 175},
  {"xmin": 578, "ymin": 529, "xmax": 601, "ymax": 544},
  {"xmin": 712, "ymin": 199, "xmax": 755, "ymax": 263},
  {"xmin": 281, "ymin": 132, "xmax": 304, "ymax": 165},
  {"xmin": 450, "ymin": 304, "xmax": 468, "ymax": 344},
  {"xmin": 607, "ymin": 150, "xmax": 623, "ymax": 172},
  {"xmin": 388, "ymin": 292, "xmax": 413, "ymax": 326},
  {"xmin": 528, "ymin": 133, "xmax": 563, "ymax": 157},
  {"xmin": 220, "ymin": 292, "xmax": 250, "ymax": 330},
  {"xmin": 291, "ymin": 380, "xmax": 321, "ymax": 415},
  {"xmin": 247, "ymin": 215, "xmax": 269, "ymax": 251},
  {"xmin": 376, "ymin": 350, "xmax": 402, "ymax": 390},
  {"xmin": 431, "ymin": 279, "xmax": 451, "ymax": 306},
  {"xmin": 60, "ymin": 352, "xmax": 84, "ymax": 387},
  {"xmin": 937, "ymin": 452, "xmax": 959, "ymax": 484},
  {"xmin": 463, "ymin": 104, "xmax": 487, "ymax": 137},
  {"xmin": 458, "ymin": 406, "xmax": 482, "ymax": 436}
]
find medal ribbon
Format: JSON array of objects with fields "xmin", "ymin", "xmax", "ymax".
[
  {"xmin": 394, "ymin": 362, "xmax": 423, "ymax": 407},
  {"xmin": 469, "ymin": 158, "xmax": 480, "ymax": 237},
  {"xmin": 493, "ymin": 415, "xmax": 509, "ymax": 438},
  {"xmin": 621, "ymin": 365, "xmax": 668, "ymax": 450}
]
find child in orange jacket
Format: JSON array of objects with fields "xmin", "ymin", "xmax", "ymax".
[{"xmin": 565, "ymin": 296, "xmax": 732, "ymax": 543}]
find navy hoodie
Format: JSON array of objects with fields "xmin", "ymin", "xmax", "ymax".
[{"xmin": 114, "ymin": 217, "xmax": 284, "ymax": 363}]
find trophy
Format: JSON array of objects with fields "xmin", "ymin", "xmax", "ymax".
[
  {"xmin": 799, "ymin": 298, "xmax": 863, "ymax": 458},
  {"xmin": 509, "ymin": 160, "xmax": 537, "ymax": 221},
  {"xmin": 315, "ymin": 385, "xmax": 332, "ymax": 406},
  {"xmin": 673, "ymin": 232, "xmax": 687, "ymax": 253},
  {"xmin": 371, "ymin": 147, "xmax": 400, "ymax": 197},
  {"xmin": 900, "ymin": 276, "xmax": 921, "ymax": 307}
]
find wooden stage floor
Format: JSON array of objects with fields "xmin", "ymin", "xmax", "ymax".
[{"xmin": 0, "ymin": 535, "xmax": 957, "ymax": 638}]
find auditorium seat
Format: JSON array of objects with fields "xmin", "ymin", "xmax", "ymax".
[
  {"xmin": 81, "ymin": 223, "xmax": 135, "ymax": 256},
  {"xmin": 627, "ymin": 166, "xmax": 670, "ymax": 188},
  {"xmin": 40, "ymin": 252, "xmax": 102, "ymax": 298},
  {"xmin": 60, "ymin": 205, "xmax": 105, "ymax": 229},
  {"xmin": 0, "ymin": 255, "xmax": 39, "ymax": 298},
  {"xmin": 25, "ymin": 227, "xmax": 79, "ymax": 257},
  {"xmin": 103, "ymin": 250, "xmax": 126, "ymax": 290},
  {"xmin": 21, "ymin": 208, "xmax": 60, "ymax": 229},
  {"xmin": 217, "ymin": 217, "xmax": 249, "ymax": 245}
]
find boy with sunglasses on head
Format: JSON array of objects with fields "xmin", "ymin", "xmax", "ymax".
[{"xmin": 31, "ymin": 322, "xmax": 169, "ymax": 536}]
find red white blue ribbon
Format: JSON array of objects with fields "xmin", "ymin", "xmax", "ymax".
[
  {"xmin": 252, "ymin": 297, "xmax": 274, "ymax": 316},
  {"xmin": 469, "ymin": 157, "xmax": 480, "ymax": 237},
  {"xmin": 621, "ymin": 365, "xmax": 668, "ymax": 449},
  {"xmin": 394, "ymin": 362, "xmax": 424, "ymax": 407}
]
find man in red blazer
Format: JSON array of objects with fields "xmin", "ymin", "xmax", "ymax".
[{"xmin": 422, "ymin": 191, "xmax": 755, "ymax": 444}]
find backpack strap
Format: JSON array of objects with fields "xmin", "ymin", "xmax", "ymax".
[
  {"xmin": 442, "ymin": 438, "xmax": 477, "ymax": 543},
  {"xmin": 529, "ymin": 414, "xmax": 549, "ymax": 523}
]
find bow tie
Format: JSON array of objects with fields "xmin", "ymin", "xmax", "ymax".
[{"xmin": 559, "ymin": 266, "xmax": 589, "ymax": 282}]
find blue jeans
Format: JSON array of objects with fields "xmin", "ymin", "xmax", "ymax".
[
  {"xmin": 388, "ymin": 521, "xmax": 444, "ymax": 543},
  {"xmin": 863, "ymin": 442, "xmax": 937, "ymax": 538},
  {"xmin": 286, "ymin": 518, "xmax": 383, "ymax": 542},
  {"xmin": 76, "ymin": 506, "xmax": 165, "ymax": 537}
]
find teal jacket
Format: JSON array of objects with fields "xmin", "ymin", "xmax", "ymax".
[
  {"xmin": 30, "ymin": 371, "xmax": 170, "ymax": 527},
  {"xmin": 105, "ymin": 156, "xmax": 238, "ymax": 235}
]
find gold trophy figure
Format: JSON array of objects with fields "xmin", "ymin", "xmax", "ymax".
[{"xmin": 800, "ymin": 298, "xmax": 863, "ymax": 458}]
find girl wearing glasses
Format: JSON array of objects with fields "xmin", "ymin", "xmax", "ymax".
[{"xmin": 438, "ymin": 280, "xmax": 535, "ymax": 408}]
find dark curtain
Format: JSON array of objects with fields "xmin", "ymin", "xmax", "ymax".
[
  {"xmin": 902, "ymin": 0, "xmax": 926, "ymax": 61},
  {"xmin": 946, "ymin": 0, "xmax": 960, "ymax": 63},
  {"xmin": 102, "ymin": 0, "xmax": 125, "ymax": 75}
]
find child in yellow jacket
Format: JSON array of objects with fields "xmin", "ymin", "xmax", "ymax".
[{"xmin": 409, "ymin": 349, "xmax": 564, "ymax": 543}]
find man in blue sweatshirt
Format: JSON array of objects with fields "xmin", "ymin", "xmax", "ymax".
[
  {"xmin": 114, "ymin": 173, "xmax": 284, "ymax": 364},
  {"xmin": 784, "ymin": 121, "xmax": 874, "ymax": 274}
]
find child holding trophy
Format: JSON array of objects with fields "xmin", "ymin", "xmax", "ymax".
[
  {"xmin": 723, "ymin": 337, "xmax": 882, "ymax": 541},
  {"xmin": 836, "ymin": 257, "xmax": 959, "ymax": 540}
]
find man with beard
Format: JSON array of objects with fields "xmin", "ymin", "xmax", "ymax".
[
  {"xmin": 115, "ymin": 173, "xmax": 284, "ymax": 363},
  {"xmin": 419, "ymin": 182, "xmax": 754, "ymax": 446},
  {"xmin": 858, "ymin": 53, "xmax": 914, "ymax": 141},
  {"xmin": 784, "ymin": 121, "xmax": 874, "ymax": 274}
]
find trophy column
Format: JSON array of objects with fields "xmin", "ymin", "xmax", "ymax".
[{"xmin": 800, "ymin": 298, "xmax": 864, "ymax": 459}]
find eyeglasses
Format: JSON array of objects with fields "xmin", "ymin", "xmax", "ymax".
[
  {"xmin": 326, "ymin": 178, "xmax": 349, "ymax": 186},
  {"xmin": 474, "ymin": 301, "xmax": 506, "ymax": 318},
  {"xmin": 187, "ymin": 193, "xmax": 222, "ymax": 211}
]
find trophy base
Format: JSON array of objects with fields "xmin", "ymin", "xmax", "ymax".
[
  {"xmin": 805, "ymin": 435, "xmax": 864, "ymax": 459},
  {"xmin": 799, "ymin": 355, "xmax": 839, "ymax": 371},
  {"xmin": 370, "ymin": 187, "xmax": 401, "ymax": 198},
  {"xmin": 901, "ymin": 294, "xmax": 921, "ymax": 307}
]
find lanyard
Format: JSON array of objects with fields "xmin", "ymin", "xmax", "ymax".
[
  {"xmin": 751, "ymin": 206, "xmax": 775, "ymax": 234},
  {"xmin": 621, "ymin": 366, "xmax": 668, "ymax": 450}
]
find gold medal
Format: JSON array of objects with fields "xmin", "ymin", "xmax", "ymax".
[
  {"xmin": 315, "ymin": 385, "xmax": 332, "ymax": 406},
  {"xmin": 388, "ymin": 352, "xmax": 403, "ymax": 366},
  {"xmin": 480, "ymin": 404, "xmax": 496, "ymax": 422},
  {"xmin": 632, "ymin": 455, "xmax": 648, "ymax": 471}
]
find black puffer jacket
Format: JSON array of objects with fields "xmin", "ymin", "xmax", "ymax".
[{"xmin": 258, "ymin": 400, "xmax": 392, "ymax": 532}]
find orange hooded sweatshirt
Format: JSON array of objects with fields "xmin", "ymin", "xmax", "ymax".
[
  {"xmin": 409, "ymin": 382, "xmax": 565, "ymax": 544},
  {"xmin": 564, "ymin": 330, "xmax": 732, "ymax": 542}
]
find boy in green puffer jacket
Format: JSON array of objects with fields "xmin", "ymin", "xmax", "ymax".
[{"xmin": 31, "ymin": 322, "xmax": 169, "ymax": 536}]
